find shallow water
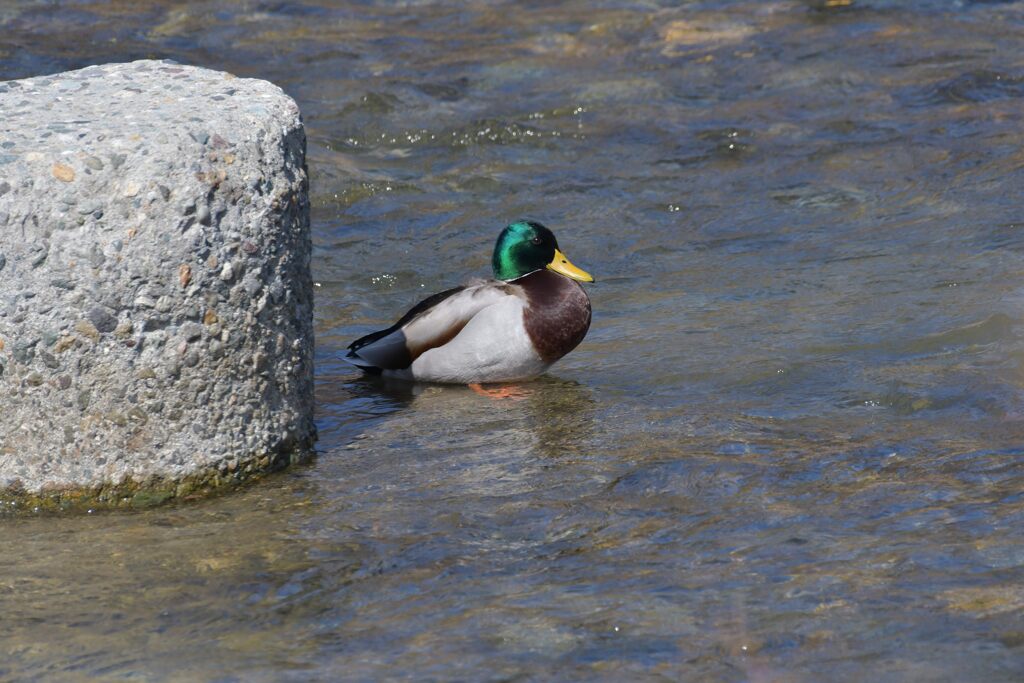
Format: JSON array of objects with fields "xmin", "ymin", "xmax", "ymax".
[{"xmin": 3, "ymin": 0, "xmax": 1024, "ymax": 680}]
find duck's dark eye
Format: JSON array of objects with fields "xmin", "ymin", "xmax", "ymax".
[{"xmin": 531, "ymin": 236, "xmax": 542, "ymax": 245}]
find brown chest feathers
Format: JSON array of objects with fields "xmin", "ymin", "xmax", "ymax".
[{"xmin": 518, "ymin": 270, "xmax": 592, "ymax": 364}]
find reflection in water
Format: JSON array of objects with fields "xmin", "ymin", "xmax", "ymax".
[
  {"xmin": 433, "ymin": 376, "xmax": 596, "ymax": 463},
  {"xmin": 4, "ymin": 0, "xmax": 1024, "ymax": 680},
  {"xmin": 520, "ymin": 376, "xmax": 597, "ymax": 459},
  {"xmin": 318, "ymin": 370, "xmax": 597, "ymax": 461},
  {"xmin": 314, "ymin": 371, "xmax": 421, "ymax": 447}
]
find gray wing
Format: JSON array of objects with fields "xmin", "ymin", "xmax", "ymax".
[{"xmin": 344, "ymin": 281, "xmax": 517, "ymax": 371}]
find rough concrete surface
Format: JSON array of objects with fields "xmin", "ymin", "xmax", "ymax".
[{"xmin": 0, "ymin": 60, "xmax": 315, "ymax": 509}]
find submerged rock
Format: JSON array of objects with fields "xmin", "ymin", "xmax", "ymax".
[{"xmin": 0, "ymin": 60, "xmax": 315, "ymax": 510}]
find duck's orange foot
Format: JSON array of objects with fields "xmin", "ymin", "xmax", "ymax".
[{"xmin": 468, "ymin": 383, "xmax": 529, "ymax": 400}]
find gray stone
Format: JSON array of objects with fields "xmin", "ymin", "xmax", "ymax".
[
  {"xmin": 179, "ymin": 321, "xmax": 203, "ymax": 342},
  {"xmin": 86, "ymin": 305, "xmax": 117, "ymax": 334},
  {"xmin": 0, "ymin": 60, "xmax": 315, "ymax": 507}
]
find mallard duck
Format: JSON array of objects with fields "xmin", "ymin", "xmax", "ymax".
[{"xmin": 344, "ymin": 220, "xmax": 594, "ymax": 384}]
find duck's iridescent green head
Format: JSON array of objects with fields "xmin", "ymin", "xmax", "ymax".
[{"xmin": 491, "ymin": 220, "xmax": 594, "ymax": 283}]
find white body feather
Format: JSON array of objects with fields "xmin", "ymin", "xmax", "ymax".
[
  {"xmin": 396, "ymin": 296, "xmax": 547, "ymax": 382},
  {"xmin": 345, "ymin": 281, "xmax": 550, "ymax": 383}
]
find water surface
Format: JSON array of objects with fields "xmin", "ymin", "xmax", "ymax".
[{"xmin": 3, "ymin": 0, "xmax": 1024, "ymax": 680}]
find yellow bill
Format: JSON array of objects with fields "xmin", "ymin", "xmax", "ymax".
[{"xmin": 547, "ymin": 249, "xmax": 594, "ymax": 283}]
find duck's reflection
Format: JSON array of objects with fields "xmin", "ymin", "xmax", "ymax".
[
  {"xmin": 315, "ymin": 371, "xmax": 422, "ymax": 450},
  {"xmin": 514, "ymin": 375, "xmax": 597, "ymax": 459},
  {"xmin": 319, "ymin": 371, "xmax": 597, "ymax": 460}
]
